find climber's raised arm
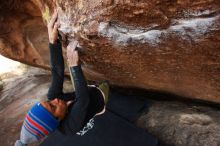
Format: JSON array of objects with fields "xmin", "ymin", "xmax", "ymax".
[
  {"xmin": 58, "ymin": 41, "xmax": 91, "ymax": 134},
  {"xmin": 46, "ymin": 11, "xmax": 75, "ymax": 101}
]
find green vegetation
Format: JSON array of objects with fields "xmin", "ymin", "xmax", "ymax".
[{"xmin": 42, "ymin": 5, "xmax": 50, "ymax": 23}]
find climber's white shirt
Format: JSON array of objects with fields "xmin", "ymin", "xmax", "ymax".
[
  {"xmin": 76, "ymin": 86, "xmax": 106, "ymax": 136},
  {"xmin": 76, "ymin": 118, "xmax": 95, "ymax": 136}
]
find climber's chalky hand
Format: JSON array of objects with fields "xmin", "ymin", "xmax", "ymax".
[
  {"xmin": 67, "ymin": 41, "xmax": 79, "ymax": 67},
  {"xmin": 47, "ymin": 10, "xmax": 60, "ymax": 44}
]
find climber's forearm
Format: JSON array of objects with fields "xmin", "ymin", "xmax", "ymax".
[{"xmin": 47, "ymin": 41, "xmax": 65, "ymax": 100}]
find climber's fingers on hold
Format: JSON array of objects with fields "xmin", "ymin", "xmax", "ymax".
[
  {"xmin": 67, "ymin": 41, "xmax": 79, "ymax": 60},
  {"xmin": 67, "ymin": 41, "xmax": 78, "ymax": 53},
  {"xmin": 67, "ymin": 44, "xmax": 74, "ymax": 60},
  {"xmin": 52, "ymin": 22, "xmax": 60, "ymax": 34},
  {"xmin": 48, "ymin": 10, "xmax": 58, "ymax": 31}
]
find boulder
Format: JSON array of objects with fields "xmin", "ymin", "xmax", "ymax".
[
  {"xmin": 137, "ymin": 100, "xmax": 220, "ymax": 146},
  {"xmin": 0, "ymin": 0, "xmax": 220, "ymax": 103}
]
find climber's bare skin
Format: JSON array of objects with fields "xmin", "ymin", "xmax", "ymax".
[{"xmin": 47, "ymin": 10, "xmax": 60, "ymax": 44}]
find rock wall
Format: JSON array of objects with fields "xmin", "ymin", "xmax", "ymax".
[
  {"xmin": 0, "ymin": 0, "xmax": 220, "ymax": 103},
  {"xmin": 0, "ymin": 0, "xmax": 49, "ymax": 69},
  {"xmin": 137, "ymin": 100, "xmax": 220, "ymax": 146}
]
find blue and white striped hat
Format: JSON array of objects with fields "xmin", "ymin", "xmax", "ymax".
[{"xmin": 14, "ymin": 102, "xmax": 59, "ymax": 146}]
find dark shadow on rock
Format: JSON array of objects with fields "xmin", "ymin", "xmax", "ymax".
[{"xmin": 110, "ymin": 85, "xmax": 220, "ymax": 110}]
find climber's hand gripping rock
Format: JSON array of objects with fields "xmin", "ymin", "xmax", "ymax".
[{"xmin": 47, "ymin": 10, "xmax": 60, "ymax": 44}]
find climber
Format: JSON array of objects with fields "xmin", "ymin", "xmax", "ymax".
[{"xmin": 14, "ymin": 10, "xmax": 109, "ymax": 146}]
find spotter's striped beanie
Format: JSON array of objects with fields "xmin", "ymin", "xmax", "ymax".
[{"xmin": 14, "ymin": 102, "xmax": 59, "ymax": 146}]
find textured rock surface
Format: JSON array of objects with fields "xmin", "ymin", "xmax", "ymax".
[
  {"xmin": 0, "ymin": 0, "xmax": 220, "ymax": 103},
  {"xmin": 137, "ymin": 100, "xmax": 220, "ymax": 146},
  {"xmin": 0, "ymin": 0, "xmax": 50, "ymax": 68}
]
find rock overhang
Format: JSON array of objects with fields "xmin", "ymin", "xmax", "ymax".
[{"xmin": 0, "ymin": 0, "xmax": 219, "ymax": 103}]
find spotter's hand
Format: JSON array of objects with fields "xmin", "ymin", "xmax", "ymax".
[
  {"xmin": 67, "ymin": 41, "xmax": 79, "ymax": 67},
  {"xmin": 47, "ymin": 10, "xmax": 60, "ymax": 44}
]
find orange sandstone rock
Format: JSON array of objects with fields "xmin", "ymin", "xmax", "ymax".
[{"xmin": 0, "ymin": 0, "xmax": 219, "ymax": 103}]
